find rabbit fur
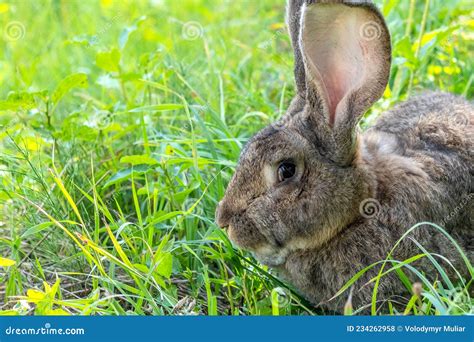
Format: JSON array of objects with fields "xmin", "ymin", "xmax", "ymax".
[{"xmin": 215, "ymin": 0, "xmax": 473, "ymax": 312}]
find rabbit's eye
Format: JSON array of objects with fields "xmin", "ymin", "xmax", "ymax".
[{"xmin": 277, "ymin": 162, "xmax": 296, "ymax": 182}]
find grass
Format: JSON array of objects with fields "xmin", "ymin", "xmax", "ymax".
[{"xmin": 0, "ymin": 0, "xmax": 473, "ymax": 315}]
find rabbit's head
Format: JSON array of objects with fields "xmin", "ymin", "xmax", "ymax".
[{"xmin": 216, "ymin": 0, "xmax": 391, "ymax": 266}]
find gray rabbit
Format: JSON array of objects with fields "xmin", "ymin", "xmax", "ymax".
[{"xmin": 216, "ymin": 0, "xmax": 473, "ymax": 312}]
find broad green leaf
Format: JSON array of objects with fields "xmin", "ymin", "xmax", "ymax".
[
  {"xmin": 147, "ymin": 210, "xmax": 183, "ymax": 226},
  {"xmin": 133, "ymin": 263, "xmax": 149, "ymax": 274},
  {"xmin": 0, "ymin": 90, "xmax": 47, "ymax": 111},
  {"xmin": 96, "ymin": 48, "xmax": 121, "ymax": 72},
  {"xmin": 382, "ymin": 0, "xmax": 397, "ymax": 16},
  {"xmin": 27, "ymin": 289, "xmax": 45, "ymax": 301},
  {"xmin": 132, "ymin": 264, "xmax": 167, "ymax": 287},
  {"xmin": 43, "ymin": 281, "xmax": 52, "ymax": 294},
  {"xmin": 154, "ymin": 234, "xmax": 171, "ymax": 257},
  {"xmin": 152, "ymin": 274, "xmax": 166, "ymax": 288},
  {"xmin": 154, "ymin": 252, "xmax": 172, "ymax": 279},
  {"xmin": 120, "ymin": 154, "xmax": 158, "ymax": 165},
  {"xmin": 394, "ymin": 36, "xmax": 415, "ymax": 64},
  {"xmin": 22, "ymin": 222, "xmax": 54, "ymax": 238},
  {"xmin": 102, "ymin": 164, "xmax": 152, "ymax": 188},
  {"xmin": 49, "ymin": 278, "xmax": 61, "ymax": 298},
  {"xmin": 51, "ymin": 73, "xmax": 88, "ymax": 105},
  {"xmin": 173, "ymin": 183, "xmax": 200, "ymax": 203}
]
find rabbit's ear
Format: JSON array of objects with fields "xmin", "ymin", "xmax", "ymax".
[
  {"xmin": 299, "ymin": 1, "xmax": 391, "ymax": 129},
  {"xmin": 287, "ymin": 0, "xmax": 307, "ymax": 95}
]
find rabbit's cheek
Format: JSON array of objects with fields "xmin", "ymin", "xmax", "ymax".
[{"xmin": 226, "ymin": 213, "xmax": 269, "ymax": 251}]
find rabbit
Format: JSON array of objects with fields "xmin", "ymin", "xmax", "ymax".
[{"xmin": 215, "ymin": 0, "xmax": 473, "ymax": 313}]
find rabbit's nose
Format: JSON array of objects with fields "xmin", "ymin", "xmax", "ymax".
[{"xmin": 215, "ymin": 200, "xmax": 231, "ymax": 229}]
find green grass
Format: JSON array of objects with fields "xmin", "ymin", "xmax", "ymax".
[{"xmin": 0, "ymin": 0, "xmax": 473, "ymax": 315}]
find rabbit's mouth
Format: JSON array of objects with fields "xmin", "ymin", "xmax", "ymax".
[
  {"xmin": 225, "ymin": 225, "xmax": 288, "ymax": 267},
  {"xmin": 253, "ymin": 252, "xmax": 287, "ymax": 267},
  {"xmin": 252, "ymin": 245, "xmax": 289, "ymax": 267}
]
